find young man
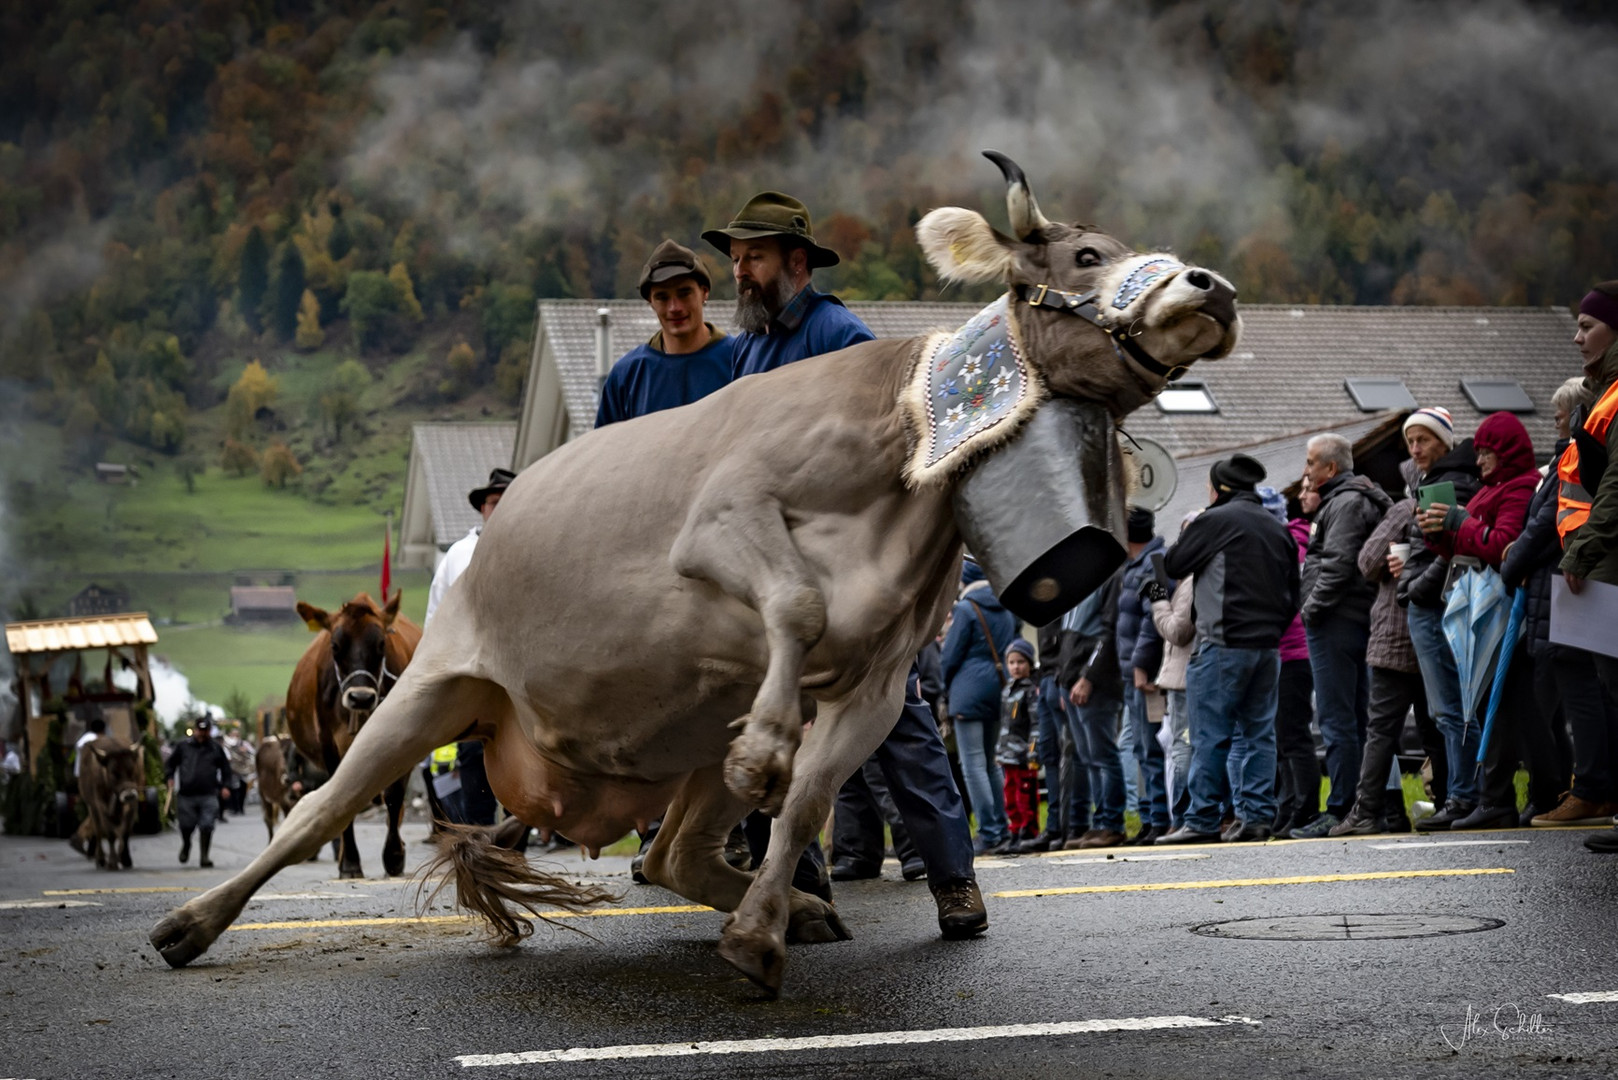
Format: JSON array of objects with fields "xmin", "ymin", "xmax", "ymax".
[
  {"xmin": 165, "ymin": 717, "xmax": 232, "ymax": 868},
  {"xmin": 708, "ymin": 192, "xmax": 986, "ymax": 938},
  {"xmin": 595, "ymin": 240, "xmax": 734, "ymax": 427}
]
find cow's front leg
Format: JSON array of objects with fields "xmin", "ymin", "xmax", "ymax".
[
  {"xmin": 382, "ymin": 774, "xmax": 407, "ymax": 876},
  {"xmin": 719, "ymin": 674, "xmax": 904, "ymax": 996},
  {"xmin": 672, "ymin": 483, "xmax": 825, "ymax": 816}
]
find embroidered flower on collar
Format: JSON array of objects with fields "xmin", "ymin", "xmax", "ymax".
[
  {"xmin": 961, "ymin": 357, "xmax": 983, "ymax": 380},
  {"xmin": 945, "ymin": 404, "xmax": 965, "ymax": 424},
  {"xmin": 990, "ymin": 370, "xmax": 1013, "ymax": 396}
]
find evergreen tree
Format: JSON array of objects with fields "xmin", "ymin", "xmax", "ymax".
[
  {"xmin": 269, "ymin": 243, "xmax": 307, "ymax": 342},
  {"xmin": 239, "ymin": 226, "xmax": 270, "ymax": 335},
  {"xmin": 327, "ymin": 205, "xmax": 353, "ymax": 261}
]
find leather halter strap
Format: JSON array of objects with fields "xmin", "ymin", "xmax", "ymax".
[{"xmin": 1014, "ymin": 283, "xmax": 1190, "ymax": 383}]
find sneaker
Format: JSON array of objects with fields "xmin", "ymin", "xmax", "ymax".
[
  {"xmin": 1076, "ymin": 828, "xmax": 1126, "ymax": 850},
  {"xmin": 1328, "ymin": 807, "xmax": 1383, "ymax": 837},
  {"xmin": 1415, "ymin": 800, "xmax": 1475, "ymax": 832},
  {"xmin": 1154, "ymin": 825, "xmax": 1221, "ymax": 845},
  {"xmin": 1531, "ymin": 795, "xmax": 1618, "ymax": 828},
  {"xmin": 1451, "ymin": 804, "xmax": 1518, "ymax": 830},
  {"xmin": 933, "ymin": 879, "xmax": 989, "ymax": 939},
  {"xmin": 1287, "ymin": 813, "xmax": 1341, "ymax": 839}
]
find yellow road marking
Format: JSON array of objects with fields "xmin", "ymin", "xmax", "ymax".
[
  {"xmin": 230, "ymin": 903, "xmax": 713, "ymax": 932},
  {"xmin": 43, "ymin": 886, "xmax": 200, "ymax": 895},
  {"xmin": 993, "ymin": 867, "xmax": 1514, "ymax": 898}
]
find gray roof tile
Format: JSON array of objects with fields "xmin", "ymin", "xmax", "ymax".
[{"xmin": 410, "ymin": 422, "xmax": 517, "ymax": 547}]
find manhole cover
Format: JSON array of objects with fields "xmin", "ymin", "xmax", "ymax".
[{"xmin": 1191, "ymin": 913, "xmax": 1504, "ymax": 941}]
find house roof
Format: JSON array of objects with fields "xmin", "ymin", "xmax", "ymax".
[
  {"xmin": 409, "ymin": 422, "xmax": 517, "ymax": 548},
  {"xmin": 536, "ymin": 300, "xmax": 1579, "ymax": 460},
  {"xmin": 229, "ymin": 586, "xmax": 298, "ymax": 611},
  {"xmin": 5, "ymin": 613, "xmax": 158, "ymax": 656}
]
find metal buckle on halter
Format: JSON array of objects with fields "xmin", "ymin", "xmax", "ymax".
[{"xmin": 1030, "ymin": 284, "xmax": 1050, "ymax": 308}]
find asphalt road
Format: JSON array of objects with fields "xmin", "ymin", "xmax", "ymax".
[{"xmin": 4, "ymin": 809, "xmax": 1618, "ymax": 1080}]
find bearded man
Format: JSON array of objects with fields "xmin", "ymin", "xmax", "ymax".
[{"xmin": 703, "ymin": 193, "xmax": 987, "ymax": 938}]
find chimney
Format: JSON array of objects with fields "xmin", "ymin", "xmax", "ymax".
[{"xmin": 595, "ymin": 307, "xmax": 612, "ymax": 387}]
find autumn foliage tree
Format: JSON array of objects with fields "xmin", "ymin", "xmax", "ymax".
[
  {"xmin": 260, "ymin": 442, "xmax": 302, "ymax": 488},
  {"xmin": 224, "ymin": 360, "xmax": 279, "ymax": 441},
  {"xmin": 220, "ymin": 438, "xmax": 260, "ymax": 477}
]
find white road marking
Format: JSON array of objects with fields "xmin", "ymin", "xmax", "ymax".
[
  {"xmin": 455, "ymin": 1015, "xmax": 1262, "ymax": 1067},
  {"xmin": 1367, "ymin": 840, "xmax": 1530, "ymax": 849},
  {"xmin": 1547, "ymin": 991, "xmax": 1618, "ymax": 1003},
  {"xmin": 0, "ymin": 899, "xmax": 102, "ymax": 910},
  {"xmin": 251, "ymin": 891, "xmax": 369, "ymax": 901},
  {"xmin": 1052, "ymin": 853, "xmax": 1212, "ymax": 865},
  {"xmin": 972, "ymin": 858, "xmax": 1013, "ymax": 868}
]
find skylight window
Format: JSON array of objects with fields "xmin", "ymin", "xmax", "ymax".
[
  {"xmin": 1155, "ymin": 380, "xmax": 1218, "ymax": 414},
  {"xmin": 1344, "ymin": 377, "xmax": 1417, "ymax": 412},
  {"xmin": 1460, "ymin": 378, "xmax": 1534, "ymax": 413}
]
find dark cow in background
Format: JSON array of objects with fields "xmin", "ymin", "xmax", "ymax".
[
  {"xmin": 78, "ymin": 735, "xmax": 143, "ymax": 870},
  {"xmin": 255, "ymin": 736, "xmax": 294, "ymax": 842},
  {"xmin": 285, "ymin": 592, "xmax": 420, "ymax": 878}
]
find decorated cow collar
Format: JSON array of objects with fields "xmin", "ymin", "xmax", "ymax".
[
  {"xmin": 1014, "ymin": 254, "xmax": 1191, "ymax": 384},
  {"xmin": 900, "ymin": 294, "xmax": 1047, "ymax": 489}
]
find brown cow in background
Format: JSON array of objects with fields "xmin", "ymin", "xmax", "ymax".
[
  {"xmin": 255, "ymin": 736, "xmax": 293, "ymax": 842},
  {"xmin": 285, "ymin": 592, "xmax": 420, "ymax": 878},
  {"xmin": 78, "ymin": 735, "xmax": 143, "ymax": 870}
]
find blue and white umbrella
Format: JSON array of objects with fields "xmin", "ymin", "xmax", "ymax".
[
  {"xmin": 1441, "ymin": 565, "xmax": 1509, "ymax": 730},
  {"xmin": 1477, "ymin": 588, "xmax": 1529, "ymax": 764}
]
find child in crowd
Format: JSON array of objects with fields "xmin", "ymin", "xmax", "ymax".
[{"xmin": 996, "ymin": 639, "xmax": 1042, "ymax": 847}]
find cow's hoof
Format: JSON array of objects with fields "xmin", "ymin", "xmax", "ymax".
[
  {"xmin": 722, "ymin": 732, "xmax": 793, "ymax": 816},
  {"xmin": 786, "ymin": 903, "xmax": 850, "ymax": 945},
  {"xmin": 338, "ymin": 866, "xmax": 363, "ymax": 880},
  {"xmin": 383, "ymin": 847, "xmax": 405, "ymax": 877},
  {"xmin": 149, "ymin": 911, "xmax": 212, "ymax": 969},
  {"xmin": 717, "ymin": 929, "xmax": 785, "ymax": 999}
]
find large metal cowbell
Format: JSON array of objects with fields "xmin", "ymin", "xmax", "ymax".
[{"xmin": 952, "ymin": 399, "xmax": 1128, "ymax": 625}]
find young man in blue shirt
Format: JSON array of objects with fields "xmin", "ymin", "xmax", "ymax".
[
  {"xmin": 595, "ymin": 239, "xmax": 734, "ymax": 427},
  {"xmin": 705, "ymin": 191, "xmax": 987, "ymax": 938}
]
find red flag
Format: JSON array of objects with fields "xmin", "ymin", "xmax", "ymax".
[{"xmin": 380, "ymin": 519, "xmax": 392, "ymax": 600}]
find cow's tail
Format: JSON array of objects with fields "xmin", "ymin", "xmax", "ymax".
[{"xmin": 415, "ymin": 821, "xmax": 619, "ymax": 947}]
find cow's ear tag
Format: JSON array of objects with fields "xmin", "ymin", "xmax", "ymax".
[{"xmin": 304, "ymin": 619, "xmax": 324, "ymax": 633}]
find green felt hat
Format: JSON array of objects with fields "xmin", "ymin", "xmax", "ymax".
[{"xmin": 702, "ymin": 191, "xmax": 840, "ymax": 269}]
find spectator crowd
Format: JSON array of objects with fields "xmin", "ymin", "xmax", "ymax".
[{"xmin": 927, "ymin": 280, "xmax": 1618, "ymax": 855}]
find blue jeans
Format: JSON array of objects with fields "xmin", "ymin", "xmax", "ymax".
[
  {"xmin": 1124, "ymin": 684, "xmax": 1170, "ymax": 828},
  {"xmin": 1038, "ymin": 675, "xmax": 1089, "ymax": 836},
  {"xmin": 1184, "ymin": 644, "xmax": 1281, "ymax": 832},
  {"xmin": 1116, "ymin": 704, "xmax": 1139, "ymax": 814},
  {"xmin": 1407, "ymin": 603, "xmax": 1479, "ymax": 806},
  {"xmin": 1074, "ymin": 693, "xmax": 1127, "ymax": 832},
  {"xmin": 1306, "ymin": 614, "xmax": 1371, "ymax": 819},
  {"xmin": 953, "ymin": 715, "xmax": 1008, "ymax": 847}
]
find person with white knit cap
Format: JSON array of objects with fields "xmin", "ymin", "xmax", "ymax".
[{"xmin": 1395, "ymin": 406, "xmax": 1485, "ymax": 830}]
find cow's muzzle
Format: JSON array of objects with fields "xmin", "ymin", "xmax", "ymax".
[
  {"xmin": 341, "ymin": 688, "xmax": 378, "ymax": 713},
  {"xmin": 1181, "ymin": 268, "xmax": 1237, "ymax": 329},
  {"xmin": 118, "ymin": 788, "xmax": 140, "ymax": 804},
  {"xmin": 953, "ymin": 399, "xmax": 1128, "ymax": 624}
]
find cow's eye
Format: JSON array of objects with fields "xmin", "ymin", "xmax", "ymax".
[{"xmin": 1075, "ymin": 248, "xmax": 1103, "ymax": 268}]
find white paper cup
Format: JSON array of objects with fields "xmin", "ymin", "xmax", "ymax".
[{"xmin": 1388, "ymin": 543, "xmax": 1412, "ymax": 562}]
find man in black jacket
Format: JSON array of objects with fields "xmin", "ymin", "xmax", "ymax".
[
  {"xmin": 1290, "ymin": 433, "xmax": 1394, "ymax": 838},
  {"xmin": 165, "ymin": 717, "xmax": 232, "ymax": 868},
  {"xmin": 1155, "ymin": 454, "xmax": 1301, "ymax": 843},
  {"xmin": 1063, "ymin": 582, "xmax": 1129, "ymax": 849},
  {"xmin": 1395, "ymin": 407, "xmax": 1484, "ymax": 830}
]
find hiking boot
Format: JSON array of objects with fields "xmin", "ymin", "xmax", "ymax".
[
  {"xmin": 1584, "ymin": 828, "xmax": 1618, "ymax": 853},
  {"xmin": 1154, "ymin": 824, "xmax": 1221, "ymax": 845},
  {"xmin": 1531, "ymin": 794, "xmax": 1618, "ymax": 828},
  {"xmin": 1451, "ymin": 804, "xmax": 1518, "ymax": 831},
  {"xmin": 1222, "ymin": 820, "xmax": 1272, "ymax": 843},
  {"xmin": 933, "ymin": 879, "xmax": 989, "ymax": 939},
  {"xmin": 1415, "ymin": 800, "xmax": 1475, "ymax": 831},
  {"xmin": 1328, "ymin": 806, "xmax": 1383, "ymax": 837},
  {"xmin": 1076, "ymin": 828, "xmax": 1126, "ymax": 850},
  {"xmin": 829, "ymin": 859, "xmax": 881, "ymax": 881},
  {"xmin": 1287, "ymin": 813, "xmax": 1341, "ymax": 839},
  {"xmin": 1064, "ymin": 830, "xmax": 1100, "ymax": 850}
]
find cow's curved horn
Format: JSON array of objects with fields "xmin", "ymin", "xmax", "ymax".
[{"xmin": 983, "ymin": 150, "xmax": 1052, "ymax": 241}]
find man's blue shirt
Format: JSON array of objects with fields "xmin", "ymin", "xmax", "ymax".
[
  {"xmin": 594, "ymin": 326, "xmax": 735, "ymax": 427},
  {"xmin": 730, "ymin": 287, "xmax": 874, "ymax": 379}
]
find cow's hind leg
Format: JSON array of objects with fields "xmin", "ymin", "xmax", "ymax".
[
  {"xmin": 381, "ymin": 775, "xmax": 407, "ymax": 877},
  {"xmin": 148, "ymin": 670, "xmax": 487, "ymax": 968},
  {"xmin": 672, "ymin": 485, "xmax": 825, "ymax": 815},
  {"xmin": 718, "ymin": 674, "xmax": 905, "ymax": 996},
  {"xmin": 323, "ymin": 742, "xmax": 365, "ymax": 880}
]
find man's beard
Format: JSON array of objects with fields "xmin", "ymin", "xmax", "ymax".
[{"xmin": 734, "ymin": 269, "xmax": 796, "ymax": 334}]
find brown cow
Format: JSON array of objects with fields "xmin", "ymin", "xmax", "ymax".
[
  {"xmin": 78, "ymin": 735, "xmax": 144, "ymax": 870},
  {"xmin": 152, "ymin": 154, "xmax": 1239, "ymax": 994},
  {"xmin": 255, "ymin": 736, "xmax": 292, "ymax": 842},
  {"xmin": 284, "ymin": 592, "xmax": 421, "ymax": 878}
]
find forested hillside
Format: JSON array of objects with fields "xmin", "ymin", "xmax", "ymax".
[{"xmin": 1, "ymin": 0, "xmax": 1615, "ymax": 594}]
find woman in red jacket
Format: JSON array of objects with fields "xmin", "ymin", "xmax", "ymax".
[{"xmin": 1418, "ymin": 411, "xmax": 1554, "ymax": 829}]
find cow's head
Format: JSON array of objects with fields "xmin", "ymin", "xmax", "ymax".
[
  {"xmin": 917, "ymin": 151, "xmax": 1240, "ymax": 415},
  {"xmin": 89, "ymin": 739, "xmax": 145, "ymax": 815},
  {"xmin": 298, "ymin": 591, "xmax": 403, "ymax": 717}
]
